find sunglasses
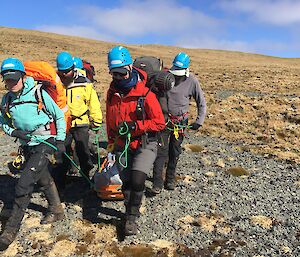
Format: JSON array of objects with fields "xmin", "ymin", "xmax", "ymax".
[
  {"xmin": 58, "ymin": 67, "xmax": 74, "ymax": 76},
  {"xmin": 111, "ymin": 71, "xmax": 129, "ymax": 80}
]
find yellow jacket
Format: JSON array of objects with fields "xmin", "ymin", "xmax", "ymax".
[
  {"xmin": 76, "ymin": 68, "xmax": 87, "ymax": 77},
  {"xmin": 65, "ymin": 71, "xmax": 102, "ymax": 128}
]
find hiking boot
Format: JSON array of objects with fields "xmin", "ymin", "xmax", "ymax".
[
  {"xmin": 150, "ymin": 186, "xmax": 162, "ymax": 195},
  {"xmin": 0, "ymin": 228, "xmax": 18, "ymax": 251},
  {"xmin": 41, "ymin": 181, "xmax": 65, "ymax": 224},
  {"xmin": 165, "ymin": 180, "xmax": 176, "ymax": 190},
  {"xmin": 40, "ymin": 211, "xmax": 65, "ymax": 224},
  {"xmin": 124, "ymin": 219, "xmax": 138, "ymax": 236}
]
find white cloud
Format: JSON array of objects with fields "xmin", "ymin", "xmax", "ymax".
[
  {"xmin": 36, "ymin": 25, "xmax": 115, "ymax": 42},
  {"xmin": 219, "ymin": 0, "xmax": 300, "ymax": 26},
  {"xmin": 78, "ymin": 0, "xmax": 220, "ymax": 36},
  {"xmin": 34, "ymin": 1, "xmax": 300, "ymax": 57},
  {"xmin": 176, "ymin": 36, "xmax": 255, "ymax": 53},
  {"xmin": 176, "ymin": 35, "xmax": 299, "ymax": 57}
]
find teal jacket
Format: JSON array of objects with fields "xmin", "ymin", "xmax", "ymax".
[{"xmin": 0, "ymin": 76, "xmax": 66, "ymax": 146}]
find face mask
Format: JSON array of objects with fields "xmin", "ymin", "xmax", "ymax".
[
  {"xmin": 114, "ymin": 69, "xmax": 138, "ymax": 91},
  {"xmin": 169, "ymin": 68, "xmax": 189, "ymax": 77}
]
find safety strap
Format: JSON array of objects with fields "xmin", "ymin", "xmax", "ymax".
[
  {"xmin": 35, "ymin": 83, "xmax": 48, "ymax": 114},
  {"xmin": 168, "ymin": 112, "xmax": 189, "ymax": 124},
  {"xmin": 31, "ymin": 121, "xmax": 56, "ymax": 136},
  {"xmin": 166, "ymin": 112, "xmax": 191, "ymax": 140},
  {"xmin": 70, "ymin": 110, "xmax": 89, "ymax": 121},
  {"xmin": 2, "ymin": 94, "xmax": 39, "ymax": 127},
  {"xmin": 67, "ymin": 83, "xmax": 87, "ymax": 89}
]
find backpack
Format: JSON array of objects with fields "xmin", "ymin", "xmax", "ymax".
[
  {"xmin": 82, "ymin": 60, "xmax": 96, "ymax": 82},
  {"xmin": 133, "ymin": 56, "xmax": 175, "ymax": 122},
  {"xmin": 24, "ymin": 61, "xmax": 71, "ymax": 132},
  {"xmin": 133, "ymin": 56, "xmax": 173, "ymax": 92},
  {"xmin": 133, "ymin": 56, "xmax": 162, "ymax": 74}
]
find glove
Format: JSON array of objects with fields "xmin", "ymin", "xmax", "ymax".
[
  {"xmin": 90, "ymin": 122, "xmax": 102, "ymax": 131},
  {"xmin": 11, "ymin": 130, "xmax": 31, "ymax": 143},
  {"xmin": 189, "ymin": 122, "xmax": 201, "ymax": 130},
  {"xmin": 119, "ymin": 121, "xmax": 136, "ymax": 132},
  {"xmin": 118, "ymin": 121, "xmax": 136, "ymax": 135},
  {"xmin": 54, "ymin": 140, "xmax": 66, "ymax": 165}
]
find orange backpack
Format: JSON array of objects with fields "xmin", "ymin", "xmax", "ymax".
[{"xmin": 24, "ymin": 61, "xmax": 71, "ymax": 132}]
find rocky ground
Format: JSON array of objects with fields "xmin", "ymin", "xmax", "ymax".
[
  {"xmin": 0, "ymin": 27, "xmax": 299, "ymax": 256},
  {"xmin": 0, "ymin": 130, "xmax": 299, "ymax": 257}
]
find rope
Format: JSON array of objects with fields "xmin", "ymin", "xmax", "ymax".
[
  {"xmin": 118, "ymin": 122, "xmax": 131, "ymax": 168},
  {"xmin": 91, "ymin": 127, "xmax": 102, "ymax": 170},
  {"xmin": 165, "ymin": 120, "xmax": 192, "ymax": 140},
  {"xmin": 165, "ymin": 119, "xmax": 192, "ymax": 130},
  {"xmin": 29, "ymin": 136, "xmax": 94, "ymax": 187}
]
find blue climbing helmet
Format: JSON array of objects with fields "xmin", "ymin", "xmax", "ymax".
[
  {"xmin": 107, "ymin": 46, "xmax": 132, "ymax": 71},
  {"xmin": 73, "ymin": 56, "xmax": 83, "ymax": 69},
  {"xmin": 172, "ymin": 52, "xmax": 190, "ymax": 69},
  {"xmin": 1, "ymin": 58, "xmax": 25, "ymax": 80},
  {"xmin": 1, "ymin": 58, "xmax": 25, "ymax": 74},
  {"xmin": 56, "ymin": 52, "xmax": 74, "ymax": 71}
]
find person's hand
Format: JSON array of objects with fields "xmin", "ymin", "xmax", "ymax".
[
  {"xmin": 11, "ymin": 130, "xmax": 31, "ymax": 142},
  {"xmin": 118, "ymin": 121, "xmax": 136, "ymax": 135},
  {"xmin": 90, "ymin": 122, "xmax": 102, "ymax": 132},
  {"xmin": 54, "ymin": 140, "xmax": 66, "ymax": 165},
  {"xmin": 189, "ymin": 122, "xmax": 201, "ymax": 130}
]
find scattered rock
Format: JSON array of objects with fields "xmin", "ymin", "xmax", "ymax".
[
  {"xmin": 281, "ymin": 246, "xmax": 292, "ymax": 254},
  {"xmin": 251, "ymin": 215, "xmax": 273, "ymax": 229},
  {"xmin": 216, "ymin": 159, "xmax": 225, "ymax": 168},
  {"xmin": 204, "ymin": 172, "xmax": 216, "ymax": 177},
  {"xmin": 183, "ymin": 144, "xmax": 204, "ymax": 152},
  {"xmin": 200, "ymin": 157, "xmax": 212, "ymax": 166},
  {"xmin": 226, "ymin": 166, "xmax": 249, "ymax": 176}
]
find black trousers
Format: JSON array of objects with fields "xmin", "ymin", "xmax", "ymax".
[
  {"xmin": 152, "ymin": 129, "xmax": 184, "ymax": 188},
  {"xmin": 52, "ymin": 126, "xmax": 93, "ymax": 190},
  {"xmin": 5, "ymin": 140, "xmax": 55, "ymax": 231}
]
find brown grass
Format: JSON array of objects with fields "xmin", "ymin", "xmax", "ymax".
[{"xmin": 1, "ymin": 27, "xmax": 299, "ymax": 163}]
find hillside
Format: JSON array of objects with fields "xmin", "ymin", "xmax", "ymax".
[
  {"xmin": 0, "ymin": 27, "xmax": 299, "ymax": 257},
  {"xmin": 1, "ymin": 27, "xmax": 299, "ymax": 163}
]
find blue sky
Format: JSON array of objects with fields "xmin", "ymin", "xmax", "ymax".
[{"xmin": 1, "ymin": 0, "xmax": 300, "ymax": 58}]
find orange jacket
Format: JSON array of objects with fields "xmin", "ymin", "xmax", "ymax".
[{"xmin": 106, "ymin": 68, "xmax": 165, "ymax": 150}]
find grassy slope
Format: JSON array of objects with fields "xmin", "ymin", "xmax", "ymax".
[{"xmin": 0, "ymin": 27, "xmax": 299, "ymax": 162}]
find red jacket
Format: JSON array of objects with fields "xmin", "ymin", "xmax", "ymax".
[{"xmin": 106, "ymin": 68, "xmax": 165, "ymax": 150}]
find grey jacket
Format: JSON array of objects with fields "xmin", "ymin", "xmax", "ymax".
[{"xmin": 166, "ymin": 74, "xmax": 206, "ymax": 125}]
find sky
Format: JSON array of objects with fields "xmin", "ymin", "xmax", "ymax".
[{"xmin": 1, "ymin": 0, "xmax": 300, "ymax": 58}]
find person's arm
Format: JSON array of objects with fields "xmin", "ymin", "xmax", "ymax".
[
  {"xmin": 41, "ymin": 90, "xmax": 66, "ymax": 141},
  {"xmin": 87, "ymin": 83, "xmax": 103, "ymax": 127},
  {"xmin": 191, "ymin": 78, "xmax": 206, "ymax": 126},
  {"xmin": 0, "ymin": 95, "xmax": 15, "ymax": 136}
]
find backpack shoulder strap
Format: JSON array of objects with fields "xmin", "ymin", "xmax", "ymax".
[{"xmin": 34, "ymin": 82, "xmax": 52, "ymax": 118}]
